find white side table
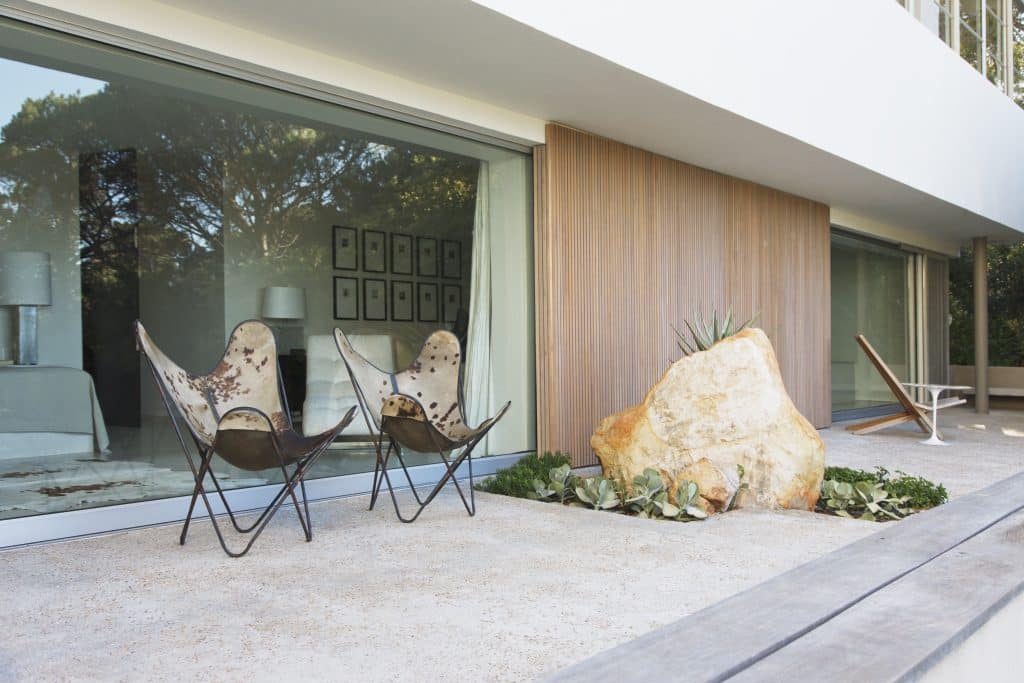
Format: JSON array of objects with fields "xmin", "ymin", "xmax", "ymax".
[{"xmin": 902, "ymin": 382, "xmax": 971, "ymax": 446}]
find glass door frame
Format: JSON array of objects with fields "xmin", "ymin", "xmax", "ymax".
[
  {"xmin": 830, "ymin": 228, "xmax": 931, "ymax": 422},
  {"xmin": 0, "ymin": 13, "xmax": 536, "ymax": 548}
]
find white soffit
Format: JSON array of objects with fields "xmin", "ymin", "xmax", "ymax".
[{"xmin": 15, "ymin": 0, "xmax": 1024, "ymax": 244}]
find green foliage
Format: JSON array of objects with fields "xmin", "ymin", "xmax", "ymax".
[
  {"xmin": 624, "ymin": 468, "xmax": 683, "ymax": 519},
  {"xmin": 725, "ymin": 464, "xmax": 750, "ymax": 512},
  {"xmin": 476, "ymin": 452, "xmax": 572, "ymax": 499},
  {"xmin": 674, "ymin": 307, "xmax": 759, "ymax": 356},
  {"xmin": 674, "ymin": 479, "xmax": 708, "ymax": 520},
  {"xmin": 822, "ymin": 466, "xmax": 877, "ymax": 485},
  {"xmin": 481, "ymin": 457, "xmax": 718, "ymax": 524},
  {"xmin": 950, "ymin": 242, "xmax": 1024, "ymax": 367},
  {"xmin": 818, "ymin": 466, "xmax": 946, "ymax": 521},
  {"xmin": 875, "ymin": 467, "xmax": 948, "ymax": 511},
  {"xmin": 575, "ymin": 477, "xmax": 621, "ymax": 510},
  {"xmin": 527, "ymin": 463, "xmax": 577, "ymax": 504},
  {"xmin": 820, "ymin": 480, "xmax": 909, "ymax": 522}
]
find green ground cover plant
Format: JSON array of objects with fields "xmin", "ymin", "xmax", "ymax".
[
  {"xmin": 477, "ymin": 453, "xmax": 751, "ymax": 523},
  {"xmin": 818, "ymin": 465, "xmax": 947, "ymax": 522},
  {"xmin": 475, "ymin": 451, "xmax": 571, "ymax": 499}
]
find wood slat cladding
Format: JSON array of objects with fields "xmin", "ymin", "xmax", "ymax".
[{"xmin": 534, "ymin": 124, "xmax": 831, "ymax": 467}]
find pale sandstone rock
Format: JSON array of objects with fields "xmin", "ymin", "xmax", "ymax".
[
  {"xmin": 670, "ymin": 458, "xmax": 737, "ymax": 512},
  {"xmin": 590, "ymin": 328, "xmax": 824, "ymax": 512}
]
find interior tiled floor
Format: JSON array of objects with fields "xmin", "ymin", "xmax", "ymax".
[{"xmin": 0, "ymin": 417, "xmax": 439, "ymax": 519}]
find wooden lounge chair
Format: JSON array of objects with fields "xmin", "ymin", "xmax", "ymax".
[{"xmin": 845, "ymin": 334, "xmax": 935, "ymax": 436}]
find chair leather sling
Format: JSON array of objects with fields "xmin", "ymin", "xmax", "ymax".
[
  {"xmin": 136, "ymin": 319, "xmax": 355, "ymax": 556},
  {"xmin": 334, "ymin": 328, "xmax": 509, "ymax": 523}
]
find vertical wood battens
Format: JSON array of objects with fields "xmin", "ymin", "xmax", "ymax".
[{"xmin": 534, "ymin": 124, "xmax": 832, "ymax": 468}]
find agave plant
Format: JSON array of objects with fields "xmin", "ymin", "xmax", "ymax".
[
  {"xmin": 575, "ymin": 477, "xmax": 621, "ymax": 510},
  {"xmin": 673, "ymin": 307, "xmax": 759, "ymax": 356},
  {"xmin": 674, "ymin": 479, "xmax": 708, "ymax": 520}
]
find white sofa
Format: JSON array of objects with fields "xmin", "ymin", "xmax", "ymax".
[{"xmin": 302, "ymin": 334, "xmax": 395, "ymax": 437}]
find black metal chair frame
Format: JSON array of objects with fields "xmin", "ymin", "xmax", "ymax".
[
  {"xmin": 138, "ymin": 322, "xmax": 354, "ymax": 557},
  {"xmin": 369, "ymin": 407, "xmax": 492, "ymax": 523},
  {"xmin": 338, "ymin": 333, "xmax": 508, "ymax": 523}
]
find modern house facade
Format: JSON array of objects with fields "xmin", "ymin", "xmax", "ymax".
[{"xmin": 0, "ymin": 0, "xmax": 1022, "ymax": 545}]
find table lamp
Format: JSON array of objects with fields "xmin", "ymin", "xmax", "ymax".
[
  {"xmin": 262, "ymin": 286, "xmax": 306, "ymax": 352},
  {"xmin": 262, "ymin": 286, "xmax": 306, "ymax": 321},
  {"xmin": 0, "ymin": 251, "xmax": 52, "ymax": 365}
]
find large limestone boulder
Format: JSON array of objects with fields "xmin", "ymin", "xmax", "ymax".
[{"xmin": 590, "ymin": 328, "xmax": 824, "ymax": 511}]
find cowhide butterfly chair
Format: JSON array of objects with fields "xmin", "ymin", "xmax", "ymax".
[
  {"xmin": 135, "ymin": 320, "xmax": 356, "ymax": 557},
  {"xmin": 334, "ymin": 328, "xmax": 509, "ymax": 523}
]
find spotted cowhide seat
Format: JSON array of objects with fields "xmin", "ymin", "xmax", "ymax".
[
  {"xmin": 135, "ymin": 319, "xmax": 355, "ymax": 557},
  {"xmin": 334, "ymin": 328, "xmax": 510, "ymax": 523}
]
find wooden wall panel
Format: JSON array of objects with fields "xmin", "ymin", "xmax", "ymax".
[{"xmin": 535, "ymin": 124, "xmax": 831, "ymax": 467}]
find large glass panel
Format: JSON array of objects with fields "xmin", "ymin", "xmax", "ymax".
[
  {"xmin": 831, "ymin": 233, "xmax": 913, "ymax": 413},
  {"xmin": 985, "ymin": 0, "xmax": 1007, "ymax": 86},
  {"xmin": 961, "ymin": 0, "xmax": 984, "ymax": 72},
  {"xmin": 1014, "ymin": 0, "xmax": 1024, "ymax": 107},
  {"xmin": 922, "ymin": 0, "xmax": 956, "ymax": 46},
  {"xmin": 0, "ymin": 20, "xmax": 532, "ymax": 520}
]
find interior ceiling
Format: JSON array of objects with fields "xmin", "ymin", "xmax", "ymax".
[{"xmin": 158, "ymin": 0, "xmax": 1020, "ymax": 244}]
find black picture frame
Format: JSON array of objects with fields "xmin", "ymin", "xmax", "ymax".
[
  {"xmin": 390, "ymin": 232, "xmax": 413, "ymax": 275},
  {"xmin": 416, "ymin": 236, "xmax": 438, "ymax": 277},
  {"xmin": 363, "ymin": 278, "xmax": 387, "ymax": 321},
  {"xmin": 417, "ymin": 282, "xmax": 439, "ymax": 322},
  {"xmin": 391, "ymin": 280, "xmax": 414, "ymax": 321},
  {"xmin": 333, "ymin": 276, "xmax": 358, "ymax": 320},
  {"xmin": 332, "ymin": 226, "xmax": 357, "ymax": 271},
  {"xmin": 443, "ymin": 284, "xmax": 462, "ymax": 323},
  {"xmin": 363, "ymin": 229, "xmax": 386, "ymax": 273},
  {"xmin": 442, "ymin": 240, "xmax": 462, "ymax": 280}
]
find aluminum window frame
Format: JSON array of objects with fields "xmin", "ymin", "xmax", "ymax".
[{"xmin": 906, "ymin": 0, "xmax": 1019, "ymax": 100}]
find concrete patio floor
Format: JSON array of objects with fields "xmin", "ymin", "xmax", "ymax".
[
  {"xmin": 824, "ymin": 407, "xmax": 1024, "ymax": 499},
  {"xmin": 1, "ymin": 407, "xmax": 1020, "ymax": 682}
]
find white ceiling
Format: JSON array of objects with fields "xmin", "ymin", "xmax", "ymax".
[{"xmin": 153, "ymin": 0, "xmax": 1022, "ymax": 245}]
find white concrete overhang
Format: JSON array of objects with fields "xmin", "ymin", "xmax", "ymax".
[{"xmin": 12, "ymin": 0, "xmax": 1024, "ymax": 254}]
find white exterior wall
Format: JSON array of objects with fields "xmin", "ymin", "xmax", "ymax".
[
  {"xmin": 5, "ymin": 0, "xmax": 547, "ymax": 143},
  {"xmin": 6, "ymin": 0, "xmax": 1022, "ymax": 250},
  {"xmin": 475, "ymin": 0, "xmax": 1024, "ymax": 239}
]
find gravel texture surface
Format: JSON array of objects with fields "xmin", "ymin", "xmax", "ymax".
[{"xmin": 1, "ymin": 407, "xmax": 1019, "ymax": 681}]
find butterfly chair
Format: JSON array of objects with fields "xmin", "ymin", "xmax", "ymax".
[
  {"xmin": 135, "ymin": 320, "xmax": 356, "ymax": 557},
  {"xmin": 334, "ymin": 328, "xmax": 510, "ymax": 523}
]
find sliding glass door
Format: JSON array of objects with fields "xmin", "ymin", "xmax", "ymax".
[
  {"xmin": 830, "ymin": 232, "xmax": 915, "ymax": 413},
  {"xmin": 0, "ymin": 18, "xmax": 533, "ymax": 523}
]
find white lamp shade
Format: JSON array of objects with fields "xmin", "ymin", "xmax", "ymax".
[
  {"xmin": 262, "ymin": 286, "xmax": 306, "ymax": 319},
  {"xmin": 0, "ymin": 251, "xmax": 52, "ymax": 306}
]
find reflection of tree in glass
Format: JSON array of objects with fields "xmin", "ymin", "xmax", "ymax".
[
  {"xmin": 0, "ymin": 81, "xmax": 478, "ymax": 288},
  {"xmin": 78, "ymin": 147, "xmax": 139, "ymax": 325},
  {"xmin": 1014, "ymin": 1, "xmax": 1024, "ymax": 108}
]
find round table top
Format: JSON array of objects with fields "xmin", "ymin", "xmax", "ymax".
[{"xmin": 902, "ymin": 382, "xmax": 973, "ymax": 391}]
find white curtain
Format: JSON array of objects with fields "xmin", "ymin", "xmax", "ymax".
[{"xmin": 464, "ymin": 162, "xmax": 493, "ymax": 455}]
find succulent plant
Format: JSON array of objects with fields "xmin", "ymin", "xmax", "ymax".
[
  {"xmin": 575, "ymin": 477, "xmax": 621, "ymax": 510},
  {"xmin": 625, "ymin": 468, "xmax": 666, "ymax": 518},
  {"xmin": 674, "ymin": 479, "xmax": 708, "ymax": 520},
  {"xmin": 527, "ymin": 463, "xmax": 576, "ymax": 503},
  {"xmin": 725, "ymin": 464, "xmax": 750, "ymax": 512},
  {"xmin": 820, "ymin": 479, "xmax": 910, "ymax": 522},
  {"xmin": 673, "ymin": 307, "xmax": 759, "ymax": 356}
]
